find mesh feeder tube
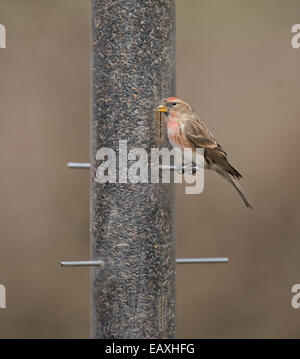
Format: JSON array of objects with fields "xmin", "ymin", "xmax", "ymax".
[{"xmin": 90, "ymin": 0, "xmax": 176, "ymax": 338}]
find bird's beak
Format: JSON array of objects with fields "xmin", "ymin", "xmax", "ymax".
[{"xmin": 156, "ymin": 105, "xmax": 168, "ymax": 113}]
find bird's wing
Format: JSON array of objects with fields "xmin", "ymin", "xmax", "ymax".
[
  {"xmin": 183, "ymin": 116, "xmax": 218, "ymax": 149},
  {"xmin": 184, "ymin": 116, "xmax": 243, "ymax": 179}
]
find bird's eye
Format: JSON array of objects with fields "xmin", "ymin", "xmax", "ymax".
[{"xmin": 171, "ymin": 102, "xmax": 177, "ymax": 106}]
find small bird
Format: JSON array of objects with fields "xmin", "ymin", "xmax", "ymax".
[{"xmin": 157, "ymin": 97, "xmax": 253, "ymax": 209}]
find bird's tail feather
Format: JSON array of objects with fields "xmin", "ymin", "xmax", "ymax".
[{"xmin": 218, "ymin": 171, "xmax": 253, "ymax": 209}]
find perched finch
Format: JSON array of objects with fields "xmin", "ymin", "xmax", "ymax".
[{"xmin": 157, "ymin": 97, "xmax": 253, "ymax": 209}]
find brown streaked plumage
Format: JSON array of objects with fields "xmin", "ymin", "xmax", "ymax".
[{"xmin": 157, "ymin": 97, "xmax": 253, "ymax": 209}]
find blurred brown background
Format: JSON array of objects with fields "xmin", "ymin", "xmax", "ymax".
[{"xmin": 0, "ymin": 0, "xmax": 300, "ymax": 338}]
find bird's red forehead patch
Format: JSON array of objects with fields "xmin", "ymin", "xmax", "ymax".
[{"xmin": 166, "ymin": 97, "xmax": 179, "ymax": 101}]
